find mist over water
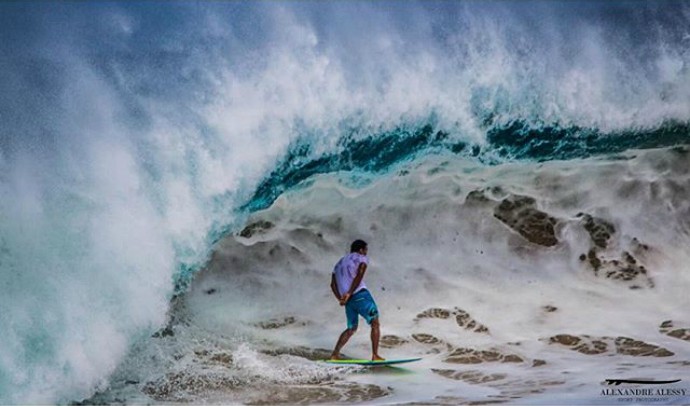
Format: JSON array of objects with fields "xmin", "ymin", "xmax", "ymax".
[{"xmin": 0, "ymin": 1, "xmax": 689, "ymax": 403}]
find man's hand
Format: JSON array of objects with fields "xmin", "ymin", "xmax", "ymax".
[{"xmin": 339, "ymin": 293, "xmax": 351, "ymax": 306}]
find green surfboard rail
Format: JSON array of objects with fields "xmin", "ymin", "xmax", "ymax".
[{"xmin": 321, "ymin": 357, "xmax": 422, "ymax": 366}]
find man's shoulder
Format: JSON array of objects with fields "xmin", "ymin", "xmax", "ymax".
[
  {"xmin": 352, "ymin": 253, "xmax": 368, "ymax": 264},
  {"xmin": 336, "ymin": 253, "xmax": 368, "ymax": 267}
]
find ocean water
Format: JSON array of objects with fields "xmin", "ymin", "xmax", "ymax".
[{"xmin": 1, "ymin": 1, "xmax": 689, "ymax": 404}]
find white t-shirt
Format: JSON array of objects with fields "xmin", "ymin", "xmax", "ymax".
[{"xmin": 332, "ymin": 253, "xmax": 369, "ymax": 296}]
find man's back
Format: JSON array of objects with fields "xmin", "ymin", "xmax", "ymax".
[{"xmin": 333, "ymin": 252, "xmax": 368, "ymax": 296}]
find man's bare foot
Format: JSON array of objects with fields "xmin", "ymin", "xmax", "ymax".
[
  {"xmin": 330, "ymin": 354, "xmax": 344, "ymax": 360},
  {"xmin": 372, "ymin": 354, "xmax": 385, "ymax": 361}
]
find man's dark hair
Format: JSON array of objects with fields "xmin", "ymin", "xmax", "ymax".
[{"xmin": 350, "ymin": 239, "xmax": 368, "ymax": 253}]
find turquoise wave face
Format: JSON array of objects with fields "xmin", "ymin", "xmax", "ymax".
[{"xmin": 243, "ymin": 120, "xmax": 690, "ymax": 213}]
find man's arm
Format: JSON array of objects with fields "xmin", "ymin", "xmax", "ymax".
[
  {"xmin": 340, "ymin": 263, "xmax": 367, "ymax": 305},
  {"xmin": 330, "ymin": 274, "xmax": 341, "ymax": 301}
]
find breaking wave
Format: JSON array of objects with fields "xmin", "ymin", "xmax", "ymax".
[{"xmin": 0, "ymin": 1, "xmax": 688, "ymax": 403}]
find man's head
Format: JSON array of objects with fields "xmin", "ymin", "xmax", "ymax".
[{"xmin": 350, "ymin": 239, "xmax": 368, "ymax": 255}]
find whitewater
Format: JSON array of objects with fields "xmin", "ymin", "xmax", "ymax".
[{"xmin": 0, "ymin": 2, "xmax": 689, "ymax": 404}]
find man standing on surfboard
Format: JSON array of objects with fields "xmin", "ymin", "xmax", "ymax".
[{"xmin": 330, "ymin": 240, "xmax": 384, "ymax": 361}]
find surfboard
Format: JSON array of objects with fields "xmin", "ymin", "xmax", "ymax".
[{"xmin": 322, "ymin": 357, "xmax": 422, "ymax": 366}]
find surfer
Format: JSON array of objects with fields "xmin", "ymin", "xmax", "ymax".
[{"xmin": 330, "ymin": 240, "xmax": 384, "ymax": 361}]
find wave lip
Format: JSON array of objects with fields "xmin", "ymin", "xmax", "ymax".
[{"xmin": 244, "ymin": 120, "xmax": 690, "ymax": 213}]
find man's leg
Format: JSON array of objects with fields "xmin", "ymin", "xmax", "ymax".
[
  {"xmin": 332, "ymin": 301, "xmax": 360, "ymax": 360},
  {"xmin": 370, "ymin": 318, "xmax": 384, "ymax": 361},
  {"xmin": 331, "ymin": 327, "xmax": 357, "ymax": 360}
]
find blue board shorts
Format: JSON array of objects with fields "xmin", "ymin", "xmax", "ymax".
[{"xmin": 345, "ymin": 289, "xmax": 379, "ymax": 329}]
